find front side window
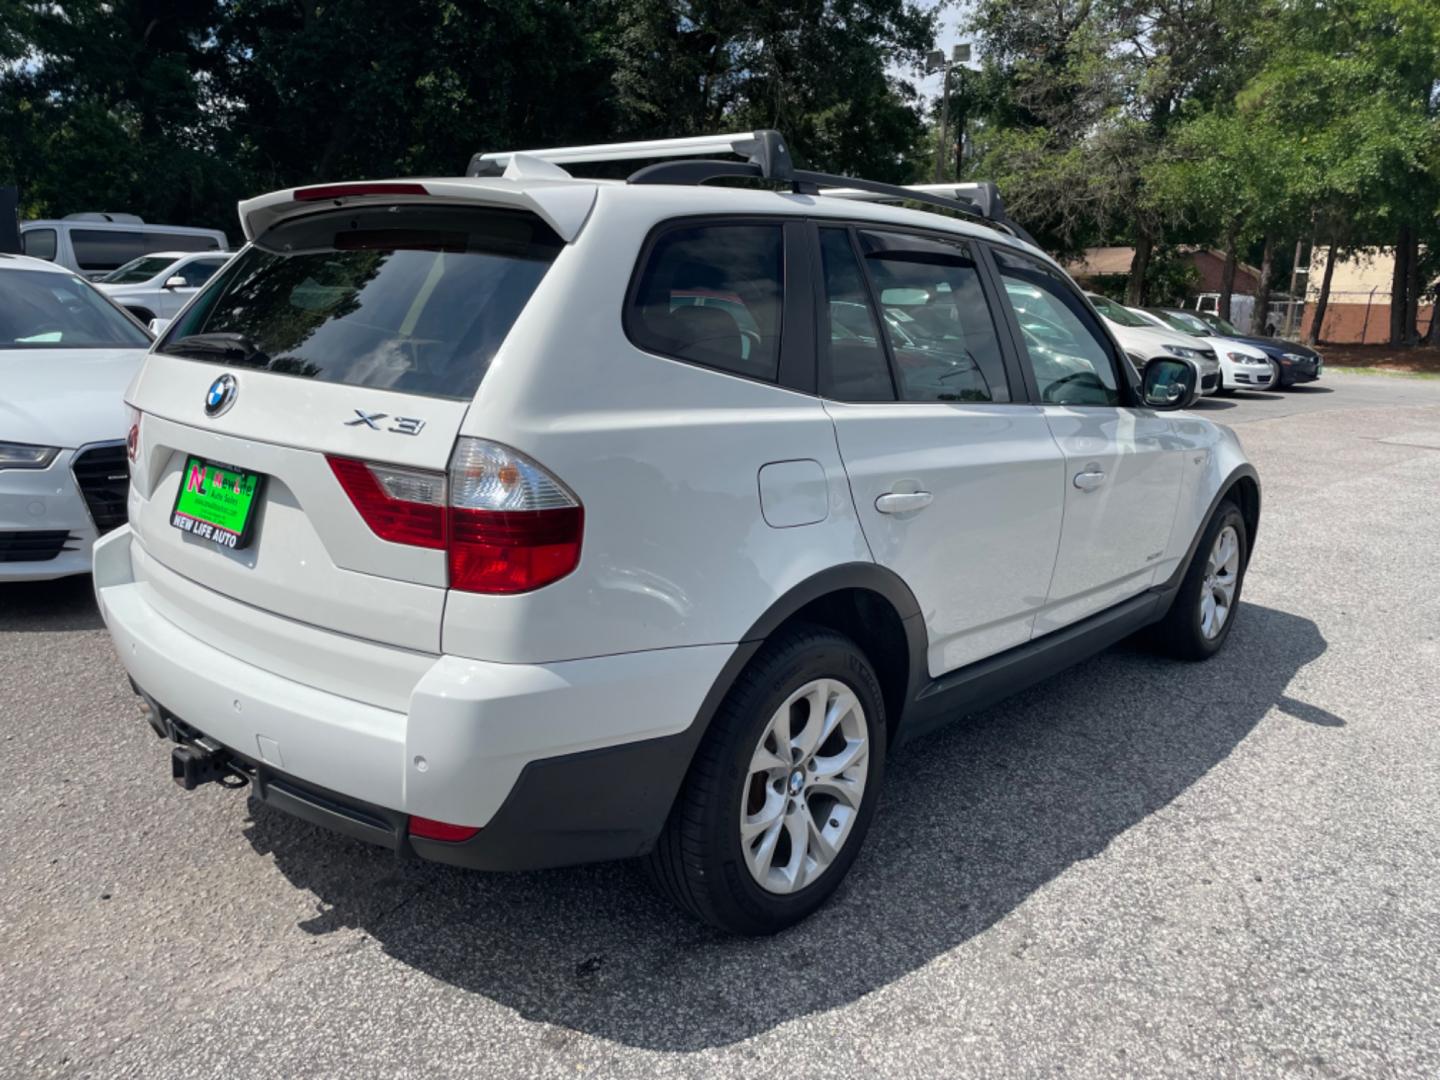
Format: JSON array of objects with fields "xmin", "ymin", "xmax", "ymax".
[
  {"xmin": 158, "ymin": 205, "xmax": 562, "ymax": 400},
  {"xmin": 0, "ymin": 269, "xmax": 152, "ymax": 348},
  {"xmin": 628, "ymin": 223, "xmax": 783, "ymax": 382},
  {"xmin": 178, "ymin": 258, "xmax": 226, "ymax": 287},
  {"xmin": 994, "ymin": 248, "xmax": 1121, "ymax": 406},
  {"xmin": 22, "ymin": 228, "xmax": 57, "ymax": 261},
  {"xmin": 858, "ymin": 230, "xmax": 1010, "ymax": 403}
]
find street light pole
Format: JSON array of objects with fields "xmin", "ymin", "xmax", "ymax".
[{"xmin": 926, "ymin": 43, "xmax": 972, "ymax": 184}]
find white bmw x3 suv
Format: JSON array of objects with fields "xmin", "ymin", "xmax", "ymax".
[{"xmin": 95, "ymin": 131, "xmax": 1259, "ymax": 934}]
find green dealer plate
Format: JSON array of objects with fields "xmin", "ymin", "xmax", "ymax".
[{"xmin": 170, "ymin": 456, "xmax": 265, "ymax": 550}]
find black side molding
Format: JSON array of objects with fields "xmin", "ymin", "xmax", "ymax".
[{"xmin": 901, "ymin": 589, "xmax": 1166, "ymax": 743}]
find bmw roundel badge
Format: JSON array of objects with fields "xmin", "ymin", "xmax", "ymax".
[{"xmin": 205, "ymin": 373, "xmax": 238, "ymax": 418}]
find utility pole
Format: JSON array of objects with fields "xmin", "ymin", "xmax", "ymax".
[{"xmin": 925, "ymin": 44, "xmax": 972, "ymax": 184}]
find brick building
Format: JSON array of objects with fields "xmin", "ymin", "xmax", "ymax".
[
  {"xmin": 1301, "ymin": 247, "xmax": 1437, "ymax": 344},
  {"xmin": 1064, "ymin": 246, "xmax": 1263, "ymax": 295}
]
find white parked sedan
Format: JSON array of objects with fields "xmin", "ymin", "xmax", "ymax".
[
  {"xmin": 1, "ymin": 254, "xmax": 152, "ymax": 580},
  {"xmin": 1085, "ymin": 293, "xmax": 1221, "ymax": 394},
  {"xmin": 1137, "ymin": 307, "xmax": 1275, "ymax": 393},
  {"xmin": 94, "ymin": 251, "xmax": 231, "ymax": 325}
]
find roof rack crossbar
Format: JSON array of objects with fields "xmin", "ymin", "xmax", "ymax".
[{"xmin": 468, "ymin": 130, "xmax": 794, "ymax": 181}]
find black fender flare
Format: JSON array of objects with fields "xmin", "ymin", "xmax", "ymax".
[{"xmin": 1159, "ymin": 463, "xmax": 1261, "ymax": 597}]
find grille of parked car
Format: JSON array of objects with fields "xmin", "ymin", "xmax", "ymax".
[
  {"xmin": 71, "ymin": 444, "xmax": 130, "ymax": 534},
  {"xmin": 0, "ymin": 530, "xmax": 75, "ymax": 563}
]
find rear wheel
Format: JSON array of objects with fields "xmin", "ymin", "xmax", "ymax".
[
  {"xmin": 1148, "ymin": 500, "xmax": 1248, "ymax": 660},
  {"xmin": 646, "ymin": 624, "xmax": 886, "ymax": 935}
]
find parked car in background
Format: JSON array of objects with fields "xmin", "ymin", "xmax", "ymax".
[
  {"xmin": 1136, "ymin": 307, "xmax": 1275, "ymax": 394},
  {"xmin": 19, "ymin": 214, "xmax": 228, "ymax": 280},
  {"xmin": 1085, "ymin": 293, "xmax": 1221, "ymax": 394},
  {"xmin": 95, "ymin": 251, "xmax": 233, "ymax": 324},
  {"xmin": 1186, "ymin": 309, "xmax": 1323, "ymax": 389},
  {"xmin": 0, "ymin": 254, "xmax": 151, "ymax": 580},
  {"xmin": 94, "ymin": 131, "xmax": 1259, "ymax": 935}
]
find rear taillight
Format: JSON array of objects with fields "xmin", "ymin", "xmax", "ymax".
[
  {"xmin": 125, "ymin": 406, "xmax": 141, "ymax": 464},
  {"xmin": 327, "ymin": 457, "xmax": 446, "ymax": 549},
  {"xmin": 326, "ymin": 438, "xmax": 582, "ymax": 593},
  {"xmin": 446, "ymin": 438, "xmax": 582, "ymax": 594}
]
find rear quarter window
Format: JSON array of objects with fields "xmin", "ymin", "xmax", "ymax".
[
  {"xmin": 626, "ymin": 222, "xmax": 784, "ymax": 382},
  {"xmin": 71, "ymin": 229, "xmax": 146, "ymax": 272},
  {"xmin": 158, "ymin": 205, "xmax": 563, "ymax": 401}
]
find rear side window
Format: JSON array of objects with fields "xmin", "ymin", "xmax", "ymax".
[
  {"xmin": 146, "ymin": 232, "xmax": 222, "ymax": 254},
  {"xmin": 159, "ymin": 206, "xmax": 563, "ymax": 401},
  {"xmin": 818, "ymin": 228, "xmax": 894, "ymax": 402},
  {"xmin": 22, "ymin": 228, "xmax": 57, "ymax": 261},
  {"xmin": 627, "ymin": 223, "xmax": 783, "ymax": 382},
  {"xmin": 71, "ymin": 230, "xmax": 146, "ymax": 272}
]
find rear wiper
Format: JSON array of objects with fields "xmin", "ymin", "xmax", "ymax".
[{"xmin": 164, "ymin": 332, "xmax": 271, "ymax": 367}]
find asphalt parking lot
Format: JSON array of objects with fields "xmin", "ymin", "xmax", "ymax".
[{"xmin": 4, "ymin": 370, "xmax": 1439, "ymax": 1079}]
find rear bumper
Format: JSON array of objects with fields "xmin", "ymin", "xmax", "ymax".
[{"xmin": 94, "ymin": 525, "xmax": 733, "ymax": 869}]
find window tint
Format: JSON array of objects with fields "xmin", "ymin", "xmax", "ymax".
[
  {"xmin": 0, "ymin": 269, "xmax": 151, "ymax": 348},
  {"xmin": 629, "ymin": 224, "xmax": 782, "ymax": 382},
  {"xmin": 159, "ymin": 205, "xmax": 561, "ymax": 401},
  {"xmin": 146, "ymin": 232, "xmax": 222, "ymax": 254},
  {"xmin": 819, "ymin": 228, "xmax": 893, "ymax": 402},
  {"xmin": 71, "ymin": 229, "xmax": 146, "ymax": 272},
  {"xmin": 22, "ymin": 228, "xmax": 57, "ymax": 261},
  {"xmin": 858, "ymin": 230, "xmax": 1010, "ymax": 403},
  {"xmin": 993, "ymin": 248, "xmax": 1121, "ymax": 406},
  {"xmin": 178, "ymin": 258, "xmax": 225, "ymax": 287}
]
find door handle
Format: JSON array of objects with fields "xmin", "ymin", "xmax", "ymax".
[
  {"xmin": 875, "ymin": 491, "xmax": 933, "ymax": 514},
  {"xmin": 1072, "ymin": 468, "xmax": 1106, "ymax": 492}
]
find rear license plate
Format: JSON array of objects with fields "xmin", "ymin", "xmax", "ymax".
[{"xmin": 170, "ymin": 456, "xmax": 265, "ymax": 550}]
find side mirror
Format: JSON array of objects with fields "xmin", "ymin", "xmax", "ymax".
[
  {"xmin": 148, "ymin": 317, "xmax": 171, "ymax": 337},
  {"xmin": 163, "ymin": 275, "xmax": 187, "ymax": 289},
  {"xmin": 1141, "ymin": 357, "xmax": 1198, "ymax": 410}
]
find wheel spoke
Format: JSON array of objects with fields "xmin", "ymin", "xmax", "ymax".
[
  {"xmin": 749, "ymin": 742, "xmax": 787, "ymax": 775},
  {"xmin": 789, "ymin": 682, "xmax": 829, "ymax": 761},
  {"xmin": 746, "ymin": 818, "xmax": 784, "ymax": 880},
  {"xmin": 780, "ymin": 807, "xmax": 810, "ymax": 891},
  {"xmin": 805, "ymin": 809, "xmax": 839, "ymax": 867},
  {"xmin": 741, "ymin": 794, "xmax": 785, "ymax": 840}
]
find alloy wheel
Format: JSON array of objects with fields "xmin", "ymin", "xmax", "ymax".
[
  {"xmin": 1200, "ymin": 524, "xmax": 1240, "ymax": 640},
  {"xmin": 740, "ymin": 678, "xmax": 870, "ymax": 894}
]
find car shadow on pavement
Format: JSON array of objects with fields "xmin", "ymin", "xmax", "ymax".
[
  {"xmin": 0, "ymin": 575, "xmax": 104, "ymax": 632},
  {"xmin": 244, "ymin": 601, "xmax": 1328, "ymax": 1052}
]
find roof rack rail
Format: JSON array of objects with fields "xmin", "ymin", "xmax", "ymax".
[
  {"xmin": 465, "ymin": 129, "xmax": 1031, "ymax": 243},
  {"xmin": 468, "ymin": 131, "xmax": 795, "ymax": 182}
]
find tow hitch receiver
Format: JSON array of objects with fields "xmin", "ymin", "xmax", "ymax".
[{"xmin": 172, "ymin": 739, "xmax": 241, "ymax": 790}]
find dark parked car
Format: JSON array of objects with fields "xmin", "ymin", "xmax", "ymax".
[{"xmin": 1185, "ymin": 309, "xmax": 1323, "ymax": 388}]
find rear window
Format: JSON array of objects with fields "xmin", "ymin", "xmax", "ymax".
[
  {"xmin": 145, "ymin": 232, "xmax": 222, "ymax": 253},
  {"xmin": 626, "ymin": 223, "xmax": 784, "ymax": 382},
  {"xmin": 158, "ymin": 206, "xmax": 563, "ymax": 400}
]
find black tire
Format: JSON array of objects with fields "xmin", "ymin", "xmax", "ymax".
[
  {"xmin": 646, "ymin": 624, "xmax": 887, "ymax": 935},
  {"xmin": 1148, "ymin": 499, "xmax": 1248, "ymax": 661},
  {"xmin": 1215, "ymin": 373, "xmax": 1236, "ymax": 396}
]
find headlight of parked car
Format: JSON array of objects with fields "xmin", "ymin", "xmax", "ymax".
[
  {"xmin": 1281, "ymin": 352, "xmax": 1308, "ymax": 364},
  {"xmin": 1228, "ymin": 351, "xmax": 1267, "ymax": 365},
  {"xmin": 1162, "ymin": 343, "xmax": 1203, "ymax": 360},
  {"xmin": 0, "ymin": 442, "xmax": 60, "ymax": 470}
]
